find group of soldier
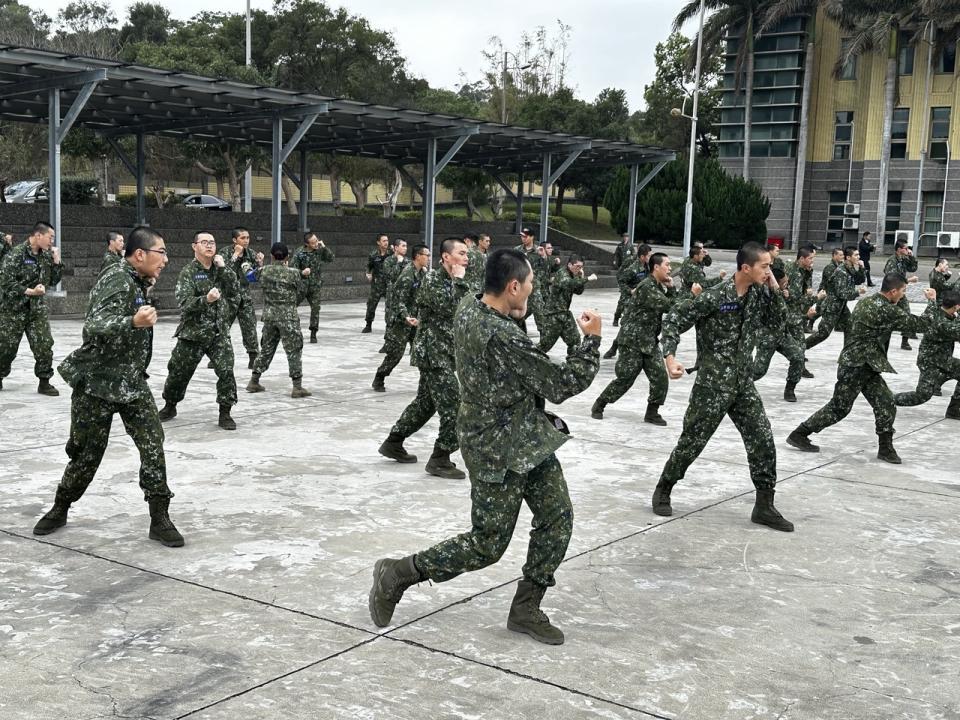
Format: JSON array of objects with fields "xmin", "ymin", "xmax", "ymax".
[{"xmin": 3, "ymin": 218, "xmax": 959, "ymax": 647}]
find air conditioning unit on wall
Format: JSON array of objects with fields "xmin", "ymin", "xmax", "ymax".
[
  {"xmin": 937, "ymin": 231, "xmax": 960, "ymax": 249},
  {"xmin": 895, "ymin": 230, "xmax": 915, "ymax": 247},
  {"xmin": 843, "ymin": 217, "xmax": 859, "ymax": 230},
  {"xmin": 844, "ymin": 203, "xmax": 860, "ymax": 216}
]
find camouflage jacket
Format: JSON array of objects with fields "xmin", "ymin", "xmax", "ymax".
[
  {"xmin": 619, "ymin": 276, "xmax": 679, "ymax": 354},
  {"xmin": 617, "ymin": 258, "xmax": 647, "ymax": 292},
  {"xmin": 823, "ymin": 262, "xmax": 863, "ymax": 312},
  {"xmin": 173, "ymin": 259, "xmax": 240, "ymax": 342},
  {"xmin": 677, "ymin": 258, "xmax": 721, "ymax": 298},
  {"xmin": 58, "ymin": 262, "xmax": 153, "ymax": 403},
  {"xmin": 0, "ymin": 237, "xmax": 12, "ymax": 265},
  {"xmin": 291, "ymin": 245, "xmax": 335, "ymax": 289},
  {"xmin": 411, "ymin": 267, "xmax": 470, "ymax": 370},
  {"xmin": 382, "ymin": 255, "xmax": 409, "ymax": 313},
  {"xmin": 662, "ymin": 278, "xmax": 787, "ymax": 389},
  {"xmin": 784, "ymin": 260, "xmax": 816, "ymax": 330},
  {"xmin": 217, "ymin": 246, "xmax": 262, "ymax": 292},
  {"xmin": 929, "ymin": 268, "xmax": 958, "ymax": 302},
  {"xmin": 464, "ymin": 246, "xmax": 487, "ymax": 291},
  {"xmin": 99, "ymin": 251, "xmax": 124, "ymax": 275},
  {"xmin": 884, "ymin": 253, "xmax": 918, "ymax": 279},
  {"xmin": 817, "ymin": 259, "xmax": 841, "ymax": 292},
  {"xmin": 542, "ymin": 267, "xmax": 586, "ymax": 315},
  {"xmin": 367, "ymin": 249, "xmax": 391, "ymax": 289},
  {"xmin": 613, "ymin": 240, "xmax": 635, "ymax": 270},
  {"xmin": 916, "ymin": 301, "xmax": 960, "ymax": 370},
  {"xmin": 515, "ymin": 243, "xmax": 546, "ymax": 295},
  {"xmin": 454, "ymin": 296, "xmax": 600, "ymax": 484},
  {"xmin": 389, "ymin": 263, "xmax": 426, "ymax": 326},
  {"xmin": 0, "ymin": 241, "xmax": 64, "ymax": 315},
  {"xmin": 259, "ymin": 263, "xmax": 303, "ymax": 325},
  {"xmin": 771, "ymin": 256, "xmax": 786, "ymax": 276},
  {"xmin": 839, "ymin": 293, "xmax": 929, "ymax": 373}
]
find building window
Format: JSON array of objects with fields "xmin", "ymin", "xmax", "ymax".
[
  {"xmin": 923, "ymin": 192, "xmax": 944, "ymax": 238},
  {"xmin": 937, "ymin": 40, "xmax": 957, "ymax": 74},
  {"xmin": 898, "ymin": 32, "xmax": 914, "ymax": 75},
  {"xmin": 827, "ymin": 190, "xmax": 848, "ymax": 244},
  {"xmin": 884, "ymin": 191, "xmax": 902, "ymax": 247},
  {"xmin": 891, "ymin": 108, "xmax": 909, "ymax": 159},
  {"xmin": 839, "ymin": 39, "xmax": 857, "ymax": 80},
  {"xmin": 834, "ymin": 111, "xmax": 854, "ymax": 160},
  {"xmin": 930, "ymin": 107, "xmax": 950, "ymax": 159}
]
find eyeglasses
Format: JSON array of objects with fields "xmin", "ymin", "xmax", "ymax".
[
  {"xmin": 195, "ymin": 240, "xmax": 216, "ymax": 247},
  {"xmin": 144, "ymin": 248, "xmax": 168, "ymax": 257}
]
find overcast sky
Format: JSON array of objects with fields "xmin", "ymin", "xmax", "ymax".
[{"xmin": 26, "ymin": 0, "xmax": 690, "ymax": 112}]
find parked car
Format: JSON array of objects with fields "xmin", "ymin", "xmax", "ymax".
[
  {"xmin": 182, "ymin": 194, "xmax": 232, "ymax": 211},
  {"xmin": 4, "ymin": 179, "xmax": 47, "ymax": 203}
]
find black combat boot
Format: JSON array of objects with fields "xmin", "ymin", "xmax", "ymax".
[
  {"xmin": 379, "ymin": 432, "xmax": 417, "ymax": 463},
  {"xmin": 37, "ymin": 378, "xmax": 59, "ymax": 396},
  {"xmin": 652, "ymin": 480, "xmax": 674, "ymax": 516},
  {"xmin": 368, "ymin": 554, "xmax": 422, "ymax": 627},
  {"xmin": 644, "ymin": 402, "xmax": 667, "ymax": 426},
  {"xmin": 783, "ymin": 381, "xmax": 797, "ymax": 403},
  {"xmin": 310, "ymin": 329, "xmax": 317, "ymax": 343},
  {"xmin": 877, "ymin": 432, "xmax": 902, "ymax": 464},
  {"xmin": 372, "ymin": 372, "xmax": 386, "ymax": 392},
  {"xmin": 590, "ymin": 398, "xmax": 606, "ymax": 420},
  {"xmin": 506, "ymin": 579, "xmax": 564, "ymax": 645},
  {"xmin": 751, "ymin": 488, "xmax": 795, "ymax": 532},
  {"xmin": 786, "ymin": 423, "xmax": 819, "ymax": 452},
  {"xmin": 247, "ymin": 352, "xmax": 258, "ymax": 370},
  {"xmin": 0, "ymin": 378, "xmax": 4, "ymax": 390},
  {"xmin": 602, "ymin": 340, "xmax": 618, "ymax": 360},
  {"xmin": 361, "ymin": 322, "xmax": 372, "ymax": 334},
  {"xmin": 148, "ymin": 498, "xmax": 184, "ymax": 547},
  {"xmin": 377, "ymin": 343, "xmax": 387, "ymax": 354},
  {"xmin": 218, "ymin": 404, "xmax": 236, "ymax": 430},
  {"xmin": 157, "ymin": 402, "xmax": 177, "ymax": 422},
  {"xmin": 291, "ymin": 377, "xmax": 312, "ymax": 398},
  {"xmin": 801, "ymin": 366, "xmax": 814, "ymax": 379},
  {"xmin": 246, "ymin": 373, "xmax": 265, "ymax": 392},
  {"xmin": 945, "ymin": 398, "xmax": 960, "ymax": 420},
  {"xmin": 900, "ymin": 336, "xmax": 912, "ymax": 351},
  {"xmin": 425, "ymin": 443, "xmax": 466, "ymax": 479},
  {"xmin": 33, "ymin": 489, "xmax": 71, "ymax": 536}
]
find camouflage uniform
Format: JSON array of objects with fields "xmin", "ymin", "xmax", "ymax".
[
  {"xmin": 0, "ymin": 241, "xmax": 63, "ymax": 382},
  {"xmin": 364, "ymin": 249, "xmax": 391, "ymax": 326},
  {"xmin": 464, "ymin": 246, "xmax": 488, "ymax": 292},
  {"xmin": 515, "ymin": 244, "xmax": 546, "ymax": 329},
  {"xmin": 538, "ymin": 267, "xmax": 585, "ymax": 354},
  {"xmin": 658, "ymin": 279, "xmax": 787, "ymax": 491},
  {"xmin": 929, "ymin": 268, "xmax": 958, "ymax": 303},
  {"xmin": 894, "ymin": 301, "xmax": 960, "ymax": 411},
  {"xmin": 217, "ymin": 246, "xmax": 261, "ymax": 356},
  {"xmin": 253, "ymin": 264, "xmax": 306, "ymax": 379},
  {"xmin": 55, "ymin": 262, "xmax": 171, "ymax": 503},
  {"xmin": 770, "ymin": 255, "xmax": 786, "ymax": 277},
  {"xmin": 674, "ymin": 257, "xmax": 723, "ymax": 370},
  {"xmin": 605, "ymin": 260, "xmax": 648, "ymax": 357},
  {"xmin": 291, "ymin": 243, "xmax": 335, "ymax": 332},
  {"xmin": 161, "ymin": 259, "xmax": 239, "ymax": 408},
  {"xmin": 753, "ymin": 260, "xmax": 814, "ymax": 384},
  {"xmin": 414, "ymin": 296, "xmax": 600, "ymax": 588},
  {"xmin": 379, "ymin": 254, "xmax": 408, "ymax": 333},
  {"xmin": 390, "ymin": 268, "xmax": 469, "ymax": 452},
  {"xmin": 885, "ymin": 253, "xmax": 920, "ymax": 342},
  {"xmin": 806, "ymin": 262, "xmax": 864, "ymax": 349},
  {"xmin": 377, "ymin": 262, "xmax": 423, "ymax": 379},
  {"xmin": 597, "ymin": 276, "xmax": 676, "ymax": 406},
  {"xmin": 612, "ymin": 240, "xmax": 635, "ymax": 324},
  {"xmin": 0, "ymin": 236, "xmax": 12, "ymax": 265},
  {"xmin": 99, "ymin": 251, "xmax": 124, "ymax": 275}
]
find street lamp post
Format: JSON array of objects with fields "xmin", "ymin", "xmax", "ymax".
[{"xmin": 243, "ymin": 0, "xmax": 253, "ymax": 213}]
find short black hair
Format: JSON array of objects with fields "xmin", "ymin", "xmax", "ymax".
[
  {"xmin": 843, "ymin": 245, "xmax": 858, "ymax": 259},
  {"xmin": 766, "ymin": 242, "xmax": 780, "ymax": 251},
  {"xmin": 440, "ymin": 237, "xmax": 465, "ymax": 257},
  {"xmin": 231, "ymin": 226, "xmax": 248, "ymax": 240},
  {"xmin": 566, "ymin": 253, "xmax": 583, "ymax": 266},
  {"xmin": 832, "ymin": 247, "xmax": 844, "ymax": 257},
  {"xmin": 410, "ymin": 244, "xmax": 429, "ymax": 259},
  {"xmin": 106, "ymin": 231, "xmax": 123, "ymax": 245},
  {"xmin": 942, "ymin": 289, "xmax": 960, "ymax": 308},
  {"xmin": 797, "ymin": 246, "xmax": 815, "ymax": 260},
  {"xmin": 772, "ymin": 265, "xmax": 786, "ymax": 282},
  {"xmin": 271, "ymin": 242, "xmax": 289, "ymax": 260},
  {"xmin": 304, "ymin": 231, "xmax": 317, "ymax": 243},
  {"xmin": 648, "ymin": 252, "xmax": 668, "ymax": 273},
  {"xmin": 636, "ymin": 243, "xmax": 652, "ymax": 258},
  {"xmin": 935, "ymin": 256, "xmax": 949, "ymax": 266},
  {"xmin": 125, "ymin": 226, "xmax": 163, "ymax": 257},
  {"xmin": 688, "ymin": 246, "xmax": 702, "ymax": 258},
  {"xmin": 193, "ymin": 230, "xmax": 214, "ymax": 243},
  {"xmin": 30, "ymin": 221, "xmax": 54, "ymax": 237},
  {"xmin": 894, "ymin": 239, "xmax": 909, "ymax": 251},
  {"xmin": 880, "ymin": 272, "xmax": 907, "ymax": 293},
  {"xmin": 393, "ymin": 237, "xmax": 407, "ymax": 246},
  {"xmin": 862, "ymin": 231, "xmax": 872, "ymax": 239},
  {"xmin": 484, "ymin": 248, "xmax": 531, "ymax": 294},
  {"xmin": 464, "ymin": 233, "xmax": 479, "ymax": 242},
  {"xmin": 736, "ymin": 241, "xmax": 768, "ymax": 269}
]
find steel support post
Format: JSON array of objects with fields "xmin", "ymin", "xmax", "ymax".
[
  {"xmin": 539, "ymin": 153, "xmax": 552, "ymax": 245},
  {"xmin": 299, "ymin": 149, "xmax": 310, "ymax": 233},
  {"xmin": 626, "ymin": 164, "xmax": 639, "ymax": 242},
  {"xmin": 271, "ymin": 116, "xmax": 283, "ymax": 244},
  {"xmin": 422, "ymin": 137, "xmax": 437, "ymax": 257}
]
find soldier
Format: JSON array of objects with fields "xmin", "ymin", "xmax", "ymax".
[
  {"xmin": 0, "ymin": 221, "xmax": 63, "ymax": 395},
  {"xmin": 217, "ymin": 227, "xmax": 262, "ymax": 369},
  {"xmin": 464, "ymin": 233, "xmax": 489, "ymax": 292},
  {"xmin": 612, "ymin": 233, "xmax": 637, "ymax": 327},
  {"xmin": 592, "ymin": 252, "xmax": 689, "ymax": 424},
  {"xmin": 32, "ymin": 226, "xmax": 184, "ymax": 547},
  {"xmin": 805, "ymin": 245, "xmax": 867, "ymax": 350},
  {"xmin": 290, "ymin": 231, "xmax": 335, "ymax": 344},
  {"xmin": 0, "ymin": 231, "xmax": 13, "ymax": 265},
  {"xmin": 884, "ymin": 239, "xmax": 920, "ymax": 350},
  {"xmin": 157, "ymin": 231, "xmax": 239, "ymax": 431},
  {"xmin": 362, "ymin": 233, "xmax": 391, "ymax": 333},
  {"xmin": 603, "ymin": 243, "xmax": 653, "ymax": 359},
  {"xmin": 753, "ymin": 247, "xmax": 825, "ymax": 402},
  {"xmin": 767, "ymin": 243, "xmax": 785, "ymax": 277},
  {"xmin": 859, "ymin": 230, "xmax": 877, "ymax": 287},
  {"xmin": 375, "ymin": 239, "xmax": 409, "ymax": 354},
  {"xmin": 515, "ymin": 228, "xmax": 546, "ymax": 332},
  {"xmin": 894, "ymin": 289, "xmax": 960, "ymax": 419},
  {"xmin": 787, "ymin": 274, "xmax": 936, "ymax": 464},
  {"xmin": 378, "ymin": 238, "xmax": 470, "ymax": 479},
  {"xmin": 652, "ymin": 242, "xmax": 794, "ymax": 532},
  {"xmin": 369, "ymin": 248, "xmax": 601, "ymax": 644},
  {"xmin": 538, "ymin": 254, "xmax": 596, "ymax": 354},
  {"xmin": 100, "ymin": 231, "xmax": 125, "ymax": 274},
  {"xmin": 676, "ymin": 244, "xmax": 727, "ymax": 374},
  {"xmin": 246, "ymin": 243, "xmax": 312, "ymax": 398},
  {"xmin": 929, "ymin": 257, "xmax": 958, "ymax": 302},
  {"xmin": 373, "ymin": 244, "xmax": 429, "ymax": 392}
]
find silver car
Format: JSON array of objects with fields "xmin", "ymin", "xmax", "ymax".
[{"xmin": 4, "ymin": 180, "xmax": 47, "ymax": 203}]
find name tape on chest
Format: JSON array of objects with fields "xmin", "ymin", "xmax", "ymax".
[{"xmin": 719, "ymin": 301, "xmax": 742, "ymax": 314}]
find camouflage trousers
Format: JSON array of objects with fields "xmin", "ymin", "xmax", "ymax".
[
  {"xmin": 753, "ymin": 325, "xmax": 806, "ymax": 384},
  {"xmin": 598, "ymin": 344, "xmax": 668, "ymax": 405},
  {"xmin": 660, "ymin": 379, "xmax": 777, "ymax": 491},
  {"xmin": 301, "ymin": 284, "xmax": 322, "ymax": 332},
  {"xmin": 805, "ymin": 305, "xmax": 849, "ymax": 349},
  {"xmin": 254, "ymin": 312, "xmax": 303, "ymax": 379},
  {"xmin": 416, "ymin": 454, "xmax": 572, "ymax": 589},
  {"xmin": 804, "ymin": 364, "xmax": 895, "ymax": 436},
  {"xmin": 226, "ymin": 292, "xmax": 259, "ymax": 355},
  {"xmin": 162, "ymin": 335, "xmax": 237, "ymax": 407},
  {"xmin": 391, "ymin": 366, "xmax": 460, "ymax": 452},
  {"xmin": 895, "ymin": 358, "xmax": 960, "ymax": 406},
  {"xmin": 57, "ymin": 388, "xmax": 171, "ymax": 503},
  {"xmin": 365, "ymin": 282, "xmax": 387, "ymax": 325},
  {"xmin": 537, "ymin": 312, "xmax": 581, "ymax": 354},
  {"xmin": 377, "ymin": 320, "xmax": 415, "ymax": 377},
  {"xmin": 0, "ymin": 309, "xmax": 54, "ymax": 380},
  {"xmin": 613, "ymin": 285, "xmax": 630, "ymax": 323},
  {"xmin": 897, "ymin": 295, "xmax": 917, "ymax": 340}
]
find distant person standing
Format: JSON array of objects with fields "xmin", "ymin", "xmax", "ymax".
[
  {"xmin": 362, "ymin": 234, "xmax": 391, "ymax": 333},
  {"xmin": 884, "ymin": 239, "xmax": 920, "ymax": 350},
  {"xmin": 373, "ymin": 244, "xmax": 429, "ymax": 393},
  {"xmin": 858, "ymin": 231, "xmax": 877, "ymax": 287},
  {"xmin": 290, "ymin": 231, "xmax": 335, "ymax": 344},
  {"xmin": 0, "ymin": 231, "xmax": 13, "ymax": 265},
  {"xmin": 612, "ymin": 232, "xmax": 635, "ymax": 326},
  {"xmin": 217, "ymin": 227, "xmax": 263, "ymax": 369},
  {"xmin": 100, "ymin": 231, "xmax": 125, "ymax": 274}
]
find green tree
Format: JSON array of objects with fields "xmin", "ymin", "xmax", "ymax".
[{"xmin": 118, "ymin": 2, "xmax": 174, "ymax": 46}]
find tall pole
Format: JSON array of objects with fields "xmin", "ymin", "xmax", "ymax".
[
  {"xmin": 501, "ymin": 51, "xmax": 508, "ymax": 124},
  {"xmin": 682, "ymin": 0, "xmax": 706, "ymax": 256},
  {"xmin": 243, "ymin": 0, "xmax": 253, "ymax": 213},
  {"xmin": 913, "ymin": 21, "xmax": 935, "ymax": 241}
]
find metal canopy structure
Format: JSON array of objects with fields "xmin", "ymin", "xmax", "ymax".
[{"xmin": 0, "ymin": 44, "xmax": 675, "ymax": 266}]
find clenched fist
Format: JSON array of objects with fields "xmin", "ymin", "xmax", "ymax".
[{"xmin": 132, "ymin": 306, "xmax": 157, "ymax": 328}]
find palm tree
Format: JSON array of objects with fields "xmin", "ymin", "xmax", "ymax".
[{"xmin": 674, "ymin": 0, "xmax": 772, "ymax": 182}]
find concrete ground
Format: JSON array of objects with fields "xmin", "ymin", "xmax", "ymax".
[{"xmin": 1, "ymin": 274, "xmax": 958, "ymax": 719}]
